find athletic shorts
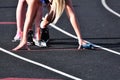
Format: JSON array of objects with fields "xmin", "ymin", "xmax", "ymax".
[{"xmin": 40, "ymin": 0, "xmax": 49, "ymax": 4}]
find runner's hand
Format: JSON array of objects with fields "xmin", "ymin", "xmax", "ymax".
[
  {"xmin": 78, "ymin": 45, "xmax": 81, "ymax": 50},
  {"xmin": 78, "ymin": 40, "xmax": 82, "ymax": 50}
]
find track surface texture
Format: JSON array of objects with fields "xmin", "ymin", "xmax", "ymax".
[{"xmin": 0, "ymin": 0, "xmax": 120, "ymax": 80}]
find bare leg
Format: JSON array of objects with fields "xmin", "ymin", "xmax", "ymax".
[
  {"xmin": 12, "ymin": 0, "xmax": 39, "ymax": 51},
  {"xmin": 14, "ymin": 0, "xmax": 26, "ymax": 40},
  {"xmin": 34, "ymin": 2, "xmax": 42, "ymax": 41}
]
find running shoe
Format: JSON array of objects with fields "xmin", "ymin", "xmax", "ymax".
[
  {"xmin": 27, "ymin": 30, "xmax": 34, "ymax": 45},
  {"xmin": 41, "ymin": 28, "xmax": 50, "ymax": 43},
  {"xmin": 12, "ymin": 35, "xmax": 21, "ymax": 42},
  {"xmin": 33, "ymin": 38, "xmax": 47, "ymax": 47}
]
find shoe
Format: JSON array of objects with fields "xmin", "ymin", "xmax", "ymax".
[
  {"xmin": 41, "ymin": 28, "xmax": 49, "ymax": 43},
  {"xmin": 27, "ymin": 30, "xmax": 34, "ymax": 45},
  {"xmin": 12, "ymin": 35, "xmax": 21, "ymax": 42},
  {"xmin": 81, "ymin": 42, "xmax": 95, "ymax": 49},
  {"xmin": 33, "ymin": 38, "xmax": 47, "ymax": 47}
]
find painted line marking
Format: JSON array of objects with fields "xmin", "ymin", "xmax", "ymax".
[
  {"xmin": 0, "ymin": 78, "xmax": 61, "ymax": 80},
  {"xmin": 0, "ymin": 22, "xmax": 16, "ymax": 24},
  {"xmin": 49, "ymin": 23, "xmax": 120, "ymax": 55},
  {"xmin": 0, "ymin": 1, "xmax": 120, "ymax": 79},
  {"xmin": 0, "ymin": 21, "xmax": 120, "ymax": 55},
  {"xmin": 100, "ymin": 0, "xmax": 120, "ymax": 55},
  {"xmin": 0, "ymin": 15, "xmax": 120, "ymax": 80},
  {"xmin": 9, "ymin": 48, "xmax": 80, "ymax": 52},
  {"xmin": 101, "ymin": 0, "xmax": 120, "ymax": 17},
  {"xmin": 0, "ymin": 47, "xmax": 82, "ymax": 80}
]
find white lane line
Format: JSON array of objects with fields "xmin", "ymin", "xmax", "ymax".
[
  {"xmin": 0, "ymin": 47, "xmax": 82, "ymax": 80},
  {"xmin": 49, "ymin": 23, "xmax": 77, "ymax": 39},
  {"xmin": 101, "ymin": 0, "xmax": 120, "ymax": 17},
  {"xmin": 49, "ymin": 23, "xmax": 120, "ymax": 55},
  {"xmin": 100, "ymin": 0, "xmax": 120, "ymax": 54}
]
